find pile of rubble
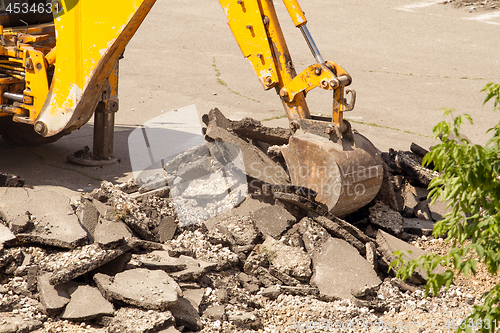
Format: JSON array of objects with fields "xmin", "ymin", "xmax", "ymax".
[{"xmin": 0, "ymin": 109, "xmax": 462, "ymax": 333}]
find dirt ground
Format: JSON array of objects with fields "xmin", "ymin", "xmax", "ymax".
[{"xmin": 444, "ymin": 0, "xmax": 500, "ymax": 10}]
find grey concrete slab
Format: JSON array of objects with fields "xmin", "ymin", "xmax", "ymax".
[
  {"xmin": 134, "ymin": 250, "xmax": 188, "ymax": 272},
  {"xmin": 261, "ymin": 236, "xmax": 312, "ymax": 282},
  {"xmin": 376, "ymin": 229, "xmax": 445, "ymax": 281},
  {"xmin": 103, "ymin": 307, "xmax": 174, "ymax": 333},
  {"xmin": 37, "ymin": 273, "xmax": 70, "ymax": 316},
  {"xmin": 0, "ymin": 223, "xmax": 15, "ymax": 246},
  {"xmin": 182, "ymin": 288, "xmax": 205, "ymax": 313},
  {"xmin": 0, "ymin": 187, "xmax": 87, "ymax": 249},
  {"xmin": 61, "ymin": 285, "xmax": 115, "ymax": 321},
  {"xmin": 93, "ymin": 218, "xmax": 134, "ymax": 246},
  {"xmin": 251, "ymin": 205, "xmax": 296, "ymax": 239},
  {"xmin": 94, "ymin": 268, "xmax": 182, "ymax": 310},
  {"xmin": 168, "ymin": 255, "xmax": 217, "ymax": 282},
  {"xmin": 310, "ymin": 238, "xmax": 382, "ymax": 300}
]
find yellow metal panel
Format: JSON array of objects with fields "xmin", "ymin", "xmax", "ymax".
[
  {"xmin": 36, "ymin": 0, "xmax": 156, "ymax": 137},
  {"xmin": 219, "ymin": 0, "xmax": 278, "ymax": 90},
  {"xmin": 258, "ymin": 0, "xmax": 309, "ymax": 120},
  {"xmin": 282, "ymin": 0, "xmax": 306, "ymax": 27}
]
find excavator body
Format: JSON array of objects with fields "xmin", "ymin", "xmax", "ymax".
[{"xmin": 0, "ymin": 0, "xmax": 383, "ymax": 216}]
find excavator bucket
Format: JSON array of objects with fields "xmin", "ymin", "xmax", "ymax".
[{"xmin": 281, "ymin": 119, "xmax": 383, "ymax": 217}]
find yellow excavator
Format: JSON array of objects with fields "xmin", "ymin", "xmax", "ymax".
[{"xmin": 0, "ymin": 0, "xmax": 383, "ymax": 217}]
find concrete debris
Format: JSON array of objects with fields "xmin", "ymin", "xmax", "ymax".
[
  {"xmin": 403, "ymin": 217, "xmax": 435, "ymax": 236},
  {"xmin": 369, "ymin": 201, "xmax": 404, "ymax": 235},
  {"xmin": 102, "ymin": 307, "xmax": 174, "ymax": 333},
  {"xmin": 132, "ymin": 250, "xmax": 188, "ymax": 272},
  {"xmin": 8, "ymin": 213, "xmax": 30, "ymax": 234},
  {"xmin": 61, "ymin": 285, "xmax": 115, "ymax": 321},
  {"xmin": 365, "ymin": 241, "xmax": 378, "ymax": 271},
  {"xmin": 250, "ymin": 204, "xmax": 296, "ymax": 238},
  {"xmin": 37, "ymin": 273, "xmax": 70, "ymax": 315},
  {"xmin": 376, "ymin": 230, "xmax": 444, "ymax": 283},
  {"xmin": 94, "ymin": 268, "xmax": 181, "ymax": 310},
  {"xmin": 310, "ymin": 238, "xmax": 381, "ymax": 301},
  {"xmin": 1, "ymin": 117, "xmax": 456, "ymax": 332},
  {"xmin": 154, "ymin": 216, "xmax": 177, "ymax": 242},
  {"xmin": 261, "ymin": 286, "xmax": 281, "ymax": 299},
  {"xmin": 313, "ymin": 215, "xmax": 366, "ymax": 254},
  {"xmin": 47, "ymin": 243, "xmax": 133, "ymax": 285},
  {"xmin": 272, "ymin": 191, "xmax": 329, "ymax": 215},
  {"xmin": 183, "ymin": 288, "xmax": 205, "ymax": 311},
  {"xmin": 214, "ymin": 215, "xmax": 260, "ymax": 247},
  {"xmin": 261, "ymin": 236, "xmax": 312, "ymax": 282},
  {"xmin": 204, "ymin": 108, "xmax": 289, "ymax": 185},
  {"xmin": 228, "ymin": 311, "xmax": 262, "ymax": 330},
  {"xmin": 168, "ymin": 255, "xmax": 217, "ymax": 281},
  {"xmin": 169, "ymin": 296, "xmax": 203, "ymax": 330},
  {"xmin": 297, "ymin": 217, "xmax": 331, "ymax": 253},
  {"xmin": 93, "ymin": 217, "xmax": 134, "ymax": 246},
  {"xmin": 203, "ymin": 304, "xmax": 226, "ymax": 321},
  {"xmin": 228, "ymin": 116, "xmax": 291, "ymax": 145},
  {"xmin": 0, "ymin": 223, "xmax": 15, "ymax": 246},
  {"xmin": 0, "ymin": 187, "xmax": 87, "ymax": 249}
]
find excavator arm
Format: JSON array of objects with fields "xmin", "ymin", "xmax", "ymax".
[{"xmin": 219, "ymin": 0, "xmax": 383, "ymax": 216}]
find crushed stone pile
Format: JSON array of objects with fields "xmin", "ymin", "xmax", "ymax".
[{"xmin": 0, "ymin": 109, "xmax": 482, "ymax": 333}]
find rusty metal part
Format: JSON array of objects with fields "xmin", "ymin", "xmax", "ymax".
[
  {"xmin": 0, "ymin": 105, "xmax": 26, "ymax": 115},
  {"xmin": 67, "ymin": 63, "xmax": 119, "ymax": 166},
  {"xmin": 262, "ymin": 183, "xmax": 318, "ymax": 201},
  {"xmin": 281, "ymin": 119, "xmax": 383, "ymax": 217},
  {"xmin": 256, "ymin": 0, "xmax": 310, "ymax": 120}
]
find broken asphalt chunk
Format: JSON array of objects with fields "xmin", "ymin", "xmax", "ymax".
[
  {"xmin": 61, "ymin": 285, "xmax": 115, "ymax": 321},
  {"xmin": 169, "ymin": 255, "xmax": 217, "ymax": 281},
  {"xmin": 37, "ymin": 273, "xmax": 70, "ymax": 315},
  {"xmin": 102, "ymin": 307, "xmax": 175, "ymax": 333},
  {"xmin": 0, "ymin": 187, "xmax": 87, "ymax": 249},
  {"xmin": 133, "ymin": 250, "xmax": 188, "ymax": 272},
  {"xmin": 369, "ymin": 201, "xmax": 404, "ymax": 235},
  {"xmin": 94, "ymin": 268, "xmax": 182, "ymax": 310},
  {"xmin": 48, "ymin": 243, "xmax": 132, "ymax": 285},
  {"xmin": 376, "ymin": 229, "xmax": 445, "ymax": 283},
  {"xmin": 310, "ymin": 238, "xmax": 381, "ymax": 301},
  {"xmin": 250, "ymin": 205, "xmax": 296, "ymax": 239},
  {"xmin": 170, "ymin": 297, "xmax": 203, "ymax": 330},
  {"xmin": 205, "ymin": 108, "xmax": 289, "ymax": 185}
]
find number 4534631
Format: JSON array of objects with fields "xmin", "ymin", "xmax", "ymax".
[{"xmin": 6, "ymin": 2, "xmax": 60, "ymax": 14}]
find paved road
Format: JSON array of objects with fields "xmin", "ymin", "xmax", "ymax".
[{"xmin": 1, "ymin": 0, "xmax": 499, "ymax": 192}]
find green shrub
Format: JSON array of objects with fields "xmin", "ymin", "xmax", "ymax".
[{"xmin": 391, "ymin": 83, "xmax": 500, "ymax": 333}]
